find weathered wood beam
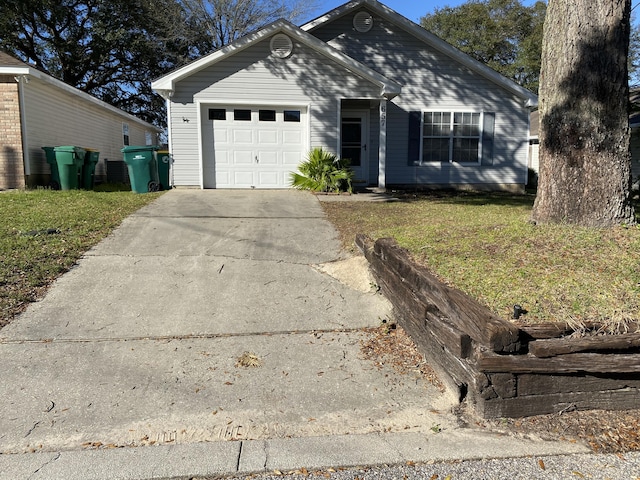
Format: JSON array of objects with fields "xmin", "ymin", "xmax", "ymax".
[
  {"xmin": 529, "ymin": 333, "xmax": 640, "ymax": 358},
  {"xmin": 518, "ymin": 373, "xmax": 640, "ymax": 395},
  {"xmin": 479, "ymin": 388, "xmax": 640, "ymax": 418},
  {"xmin": 478, "ymin": 351, "xmax": 640, "ymax": 374}
]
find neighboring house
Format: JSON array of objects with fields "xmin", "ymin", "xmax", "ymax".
[
  {"xmin": 151, "ymin": 0, "xmax": 537, "ymax": 191},
  {"xmin": 0, "ymin": 51, "xmax": 161, "ymax": 190}
]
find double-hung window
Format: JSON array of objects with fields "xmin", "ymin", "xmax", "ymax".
[{"xmin": 422, "ymin": 112, "xmax": 482, "ymax": 163}]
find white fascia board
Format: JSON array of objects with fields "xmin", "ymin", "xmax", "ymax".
[
  {"xmin": 302, "ymin": 0, "xmax": 538, "ymax": 105},
  {"xmin": 23, "ymin": 67, "xmax": 161, "ymax": 132},
  {"xmin": 152, "ymin": 19, "xmax": 401, "ymax": 99},
  {"xmin": 0, "ymin": 66, "xmax": 30, "ymax": 75}
]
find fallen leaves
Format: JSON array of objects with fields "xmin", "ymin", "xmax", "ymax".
[
  {"xmin": 235, "ymin": 351, "xmax": 262, "ymax": 368},
  {"xmin": 489, "ymin": 408, "xmax": 640, "ymax": 453},
  {"xmin": 360, "ymin": 324, "xmax": 444, "ymax": 391}
]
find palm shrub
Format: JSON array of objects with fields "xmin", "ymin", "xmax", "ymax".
[{"xmin": 290, "ymin": 147, "xmax": 354, "ymax": 193}]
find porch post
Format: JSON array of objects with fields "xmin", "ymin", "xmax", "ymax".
[{"xmin": 378, "ymin": 99, "xmax": 387, "ymax": 189}]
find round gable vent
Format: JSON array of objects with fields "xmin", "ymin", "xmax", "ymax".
[
  {"xmin": 270, "ymin": 34, "xmax": 293, "ymax": 58},
  {"xmin": 353, "ymin": 11, "xmax": 373, "ymax": 33}
]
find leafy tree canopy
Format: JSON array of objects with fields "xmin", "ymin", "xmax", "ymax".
[
  {"xmin": 421, "ymin": 0, "xmax": 546, "ymax": 92},
  {"xmin": 0, "ymin": 0, "xmax": 313, "ymax": 125},
  {"xmin": 0, "ymin": 0, "xmax": 201, "ymax": 124}
]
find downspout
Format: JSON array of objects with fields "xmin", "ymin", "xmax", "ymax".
[
  {"xmin": 16, "ymin": 75, "xmax": 30, "ymax": 178},
  {"xmin": 166, "ymin": 97, "xmax": 173, "ymax": 187},
  {"xmin": 158, "ymin": 89, "xmax": 174, "ymax": 186}
]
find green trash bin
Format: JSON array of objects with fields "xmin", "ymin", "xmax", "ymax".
[
  {"xmin": 42, "ymin": 146, "xmax": 61, "ymax": 190},
  {"xmin": 157, "ymin": 150, "xmax": 172, "ymax": 191},
  {"xmin": 82, "ymin": 149, "xmax": 100, "ymax": 189},
  {"xmin": 121, "ymin": 146, "xmax": 159, "ymax": 193},
  {"xmin": 54, "ymin": 146, "xmax": 85, "ymax": 190}
]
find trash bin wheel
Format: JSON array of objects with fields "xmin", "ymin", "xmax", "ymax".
[
  {"xmin": 49, "ymin": 180, "xmax": 60, "ymax": 191},
  {"xmin": 148, "ymin": 181, "xmax": 160, "ymax": 192}
]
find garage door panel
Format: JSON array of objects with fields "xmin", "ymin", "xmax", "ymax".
[
  {"xmin": 233, "ymin": 129, "xmax": 254, "ymax": 144},
  {"xmin": 282, "ymin": 130, "xmax": 302, "ymax": 145},
  {"xmin": 257, "ymin": 151, "xmax": 278, "ymax": 165},
  {"xmin": 283, "ymin": 151, "xmax": 302, "ymax": 166},
  {"xmin": 234, "ymin": 171, "xmax": 254, "ymax": 186},
  {"xmin": 213, "ymin": 170, "xmax": 229, "ymax": 187},
  {"xmin": 214, "ymin": 128, "xmax": 229, "ymax": 144},
  {"xmin": 259, "ymin": 129, "xmax": 279, "ymax": 144},
  {"xmin": 215, "ymin": 150, "xmax": 231, "ymax": 165},
  {"xmin": 233, "ymin": 151, "xmax": 254, "ymax": 164},
  {"xmin": 258, "ymin": 171, "xmax": 280, "ymax": 187}
]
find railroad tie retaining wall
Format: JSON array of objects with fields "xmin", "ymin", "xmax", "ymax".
[{"xmin": 357, "ymin": 235, "xmax": 640, "ymax": 418}]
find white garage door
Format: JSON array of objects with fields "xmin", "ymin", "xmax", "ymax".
[{"xmin": 204, "ymin": 106, "xmax": 306, "ymax": 188}]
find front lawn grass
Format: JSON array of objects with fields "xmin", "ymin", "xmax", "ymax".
[
  {"xmin": 0, "ymin": 188, "xmax": 162, "ymax": 328},
  {"xmin": 322, "ymin": 192, "xmax": 640, "ymax": 326}
]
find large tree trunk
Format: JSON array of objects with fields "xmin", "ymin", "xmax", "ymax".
[{"xmin": 531, "ymin": 0, "xmax": 636, "ymax": 227}]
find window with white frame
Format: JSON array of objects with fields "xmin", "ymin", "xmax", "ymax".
[{"xmin": 422, "ymin": 112, "xmax": 482, "ymax": 163}]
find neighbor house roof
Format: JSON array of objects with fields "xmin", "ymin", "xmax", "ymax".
[
  {"xmin": 0, "ymin": 51, "xmax": 30, "ymax": 70},
  {"xmin": 151, "ymin": 19, "xmax": 402, "ymax": 99},
  {"xmin": 0, "ymin": 51, "xmax": 161, "ymax": 131},
  {"xmin": 302, "ymin": 0, "xmax": 538, "ymax": 107}
]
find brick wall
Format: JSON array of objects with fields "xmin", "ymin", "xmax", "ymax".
[{"xmin": 0, "ymin": 76, "xmax": 25, "ymax": 189}]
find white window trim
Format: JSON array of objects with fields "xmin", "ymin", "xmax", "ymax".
[
  {"xmin": 122, "ymin": 122, "xmax": 130, "ymax": 146},
  {"xmin": 420, "ymin": 110, "xmax": 485, "ymax": 165}
]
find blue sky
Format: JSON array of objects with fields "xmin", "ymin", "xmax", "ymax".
[{"xmin": 310, "ymin": 0, "xmax": 540, "ymax": 24}]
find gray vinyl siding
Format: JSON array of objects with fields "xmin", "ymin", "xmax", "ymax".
[
  {"xmin": 22, "ymin": 77, "xmax": 157, "ymax": 180},
  {"xmin": 311, "ymin": 8, "xmax": 531, "ymax": 187},
  {"xmin": 167, "ymin": 102, "xmax": 200, "ymax": 186},
  {"xmin": 169, "ymin": 36, "xmax": 384, "ymax": 186}
]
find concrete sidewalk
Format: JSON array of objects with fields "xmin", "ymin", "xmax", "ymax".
[{"xmin": 0, "ymin": 190, "xmax": 588, "ymax": 479}]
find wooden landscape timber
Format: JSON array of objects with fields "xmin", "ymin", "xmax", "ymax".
[{"xmin": 356, "ymin": 234, "xmax": 640, "ymax": 418}]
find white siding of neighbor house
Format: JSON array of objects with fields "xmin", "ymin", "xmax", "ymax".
[
  {"xmin": 22, "ymin": 76, "xmax": 158, "ymax": 180},
  {"xmin": 168, "ymin": 36, "xmax": 384, "ymax": 186},
  {"xmin": 310, "ymin": 8, "xmax": 531, "ymax": 187}
]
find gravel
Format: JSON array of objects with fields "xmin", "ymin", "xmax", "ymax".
[{"xmin": 205, "ymin": 451, "xmax": 640, "ymax": 480}]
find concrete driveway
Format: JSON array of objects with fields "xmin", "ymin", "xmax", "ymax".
[{"xmin": 0, "ymin": 190, "xmax": 587, "ymax": 479}]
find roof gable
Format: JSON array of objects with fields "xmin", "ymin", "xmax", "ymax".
[
  {"xmin": 302, "ymin": 0, "xmax": 537, "ymax": 106},
  {"xmin": 151, "ymin": 19, "xmax": 401, "ymax": 99}
]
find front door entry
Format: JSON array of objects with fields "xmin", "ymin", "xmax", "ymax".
[{"xmin": 341, "ymin": 111, "xmax": 369, "ymax": 184}]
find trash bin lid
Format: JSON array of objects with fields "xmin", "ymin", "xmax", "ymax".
[
  {"xmin": 54, "ymin": 146, "xmax": 86, "ymax": 153},
  {"xmin": 121, "ymin": 145, "xmax": 160, "ymax": 153}
]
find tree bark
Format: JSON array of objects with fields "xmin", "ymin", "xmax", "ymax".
[{"xmin": 531, "ymin": 0, "xmax": 636, "ymax": 227}]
